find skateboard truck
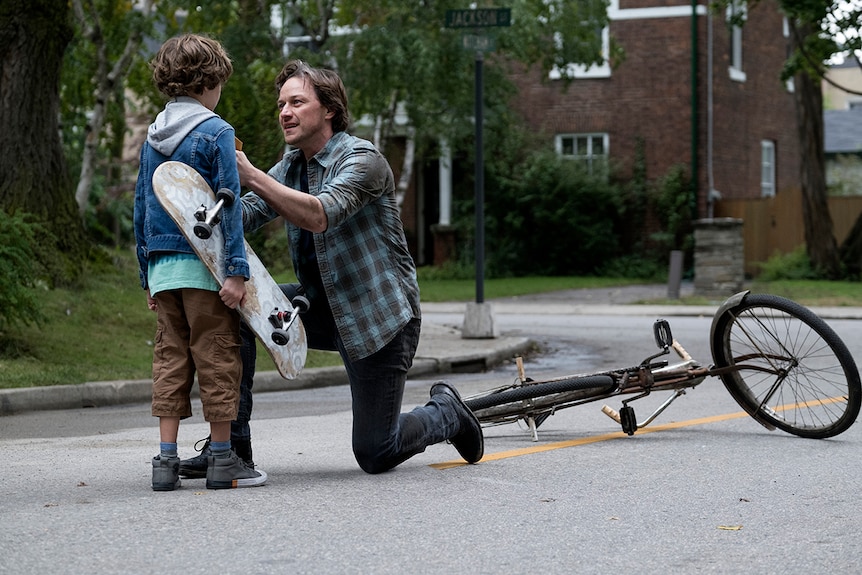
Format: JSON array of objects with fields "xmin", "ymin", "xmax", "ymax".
[
  {"xmin": 193, "ymin": 188, "xmax": 235, "ymax": 240},
  {"xmin": 267, "ymin": 294, "xmax": 310, "ymax": 346}
]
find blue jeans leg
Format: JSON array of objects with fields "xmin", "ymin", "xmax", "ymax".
[{"xmin": 346, "ymin": 318, "xmax": 460, "ymax": 474}]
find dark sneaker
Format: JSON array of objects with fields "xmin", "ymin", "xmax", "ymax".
[
  {"xmin": 180, "ymin": 436, "xmax": 255, "ymax": 478},
  {"xmin": 178, "ymin": 436, "xmax": 211, "ymax": 479},
  {"xmin": 152, "ymin": 455, "xmax": 181, "ymax": 491},
  {"xmin": 231, "ymin": 438, "xmax": 255, "ymax": 469},
  {"xmin": 206, "ymin": 452, "xmax": 267, "ymax": 489},
  {"xmin": 430, "ymin": 382, "xmax": 484, "ymax": 463}
]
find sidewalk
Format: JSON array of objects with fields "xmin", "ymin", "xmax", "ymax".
[{"xmin": 3, "ymin": 282, "xmax": 861, "ymax": 415}]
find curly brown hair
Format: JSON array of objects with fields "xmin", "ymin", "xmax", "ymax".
[
  {"xmin": 151, "ymin": 34, "xmax": 233, "ymax": 98},
  {"xmin": 275, "ymin": 60, "xmax": 350, "ymax": 133}
]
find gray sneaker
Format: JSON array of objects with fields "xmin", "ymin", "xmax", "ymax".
[
  {"xmin": 206, "ymin": 452, "xmax": 267, "ymax": 489},
  {"xmin": 152, "ymin": 455, "xmax": 181, "ymax": 491}
]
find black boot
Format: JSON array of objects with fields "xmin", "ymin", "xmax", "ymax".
[
  {"xmin": 430, "ymin": 382, "xmax": 484, "ymax": 463},
  {"xmin": 231, "ymin": 438, "xmax": 255, "ymax": 469},
  {"xmin": 178, "ymin": 436, "xmax": 211, "ymax": 479}
]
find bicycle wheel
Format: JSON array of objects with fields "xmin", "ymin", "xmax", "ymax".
[
  {"xmin": 465, "ymin": 375, "xmax": 615, "ymax": 421},
  {"xmin": 710, "ymin": 293, "xmax": 861, "ymax": 439}
]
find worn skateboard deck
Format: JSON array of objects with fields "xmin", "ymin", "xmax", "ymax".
[{"xmin": 152, "ymin": 161, "xmax": 306, "ymax": 379}]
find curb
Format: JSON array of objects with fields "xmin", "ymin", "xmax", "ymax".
[{"xmin": 0, "ymin": 334, "xmax": 534, "ymax": 416}]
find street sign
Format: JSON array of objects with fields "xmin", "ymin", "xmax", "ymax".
[
  {"xmin": 462, "ymin": 34, "xmax": 496, "ymax": 52},
  {"xmin": 445, "ymin": 8, "xmax": 511, "ymax": 28}
]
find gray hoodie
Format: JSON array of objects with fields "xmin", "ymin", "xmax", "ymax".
[{"xmin": 147, "ymin": 96, "xmax": 217, "ymax": 156}]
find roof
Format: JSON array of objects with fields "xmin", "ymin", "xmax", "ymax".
[{"xmin": 824, "ymin": 108, "xmax": 862, "ymax": 154}]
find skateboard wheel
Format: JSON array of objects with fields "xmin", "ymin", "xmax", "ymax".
[
  {"xmin": 215, "ymin": 188, "xmax": 235, "ymax": 207},
  {"xmin": 272, "ymin": 329, "xmax": 290, "ymax": 346},
  {"xmin": 291, "ymin": 295, "xmax": 310, "ymax": 314},
  {"xmin": 194, "ymin": 222, "xmax": 213, "ymax": 239}
]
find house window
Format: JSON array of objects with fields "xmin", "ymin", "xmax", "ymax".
[
  {"xmin": 761, "ymin": 140, "xmax": 776, "ymax": 197},
  {"xmin": 783, "ymin": 17, "xmax": 794, "ymax": 92},
  {"xmin": 548, "ymin": 0, "xmax": 611, "ymax": 80},
  {"xmin": 556, "ymin": 133, "xmax": 609, "ymax": 172},
  {"xmin": 727, "ymin": 1, "xmax": 747, "ymax": 82},
  {"xmin": 549, "ymin": 27, "xmax": 611, "ymax": 79}
]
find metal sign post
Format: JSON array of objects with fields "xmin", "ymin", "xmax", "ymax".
[
  {"xmin": 446, "ymin": 8, "xmax": 510, "ymax": 338},
  {"xmin": 474, "ymin": 50, "xmax": 484, "ymax": 304}
]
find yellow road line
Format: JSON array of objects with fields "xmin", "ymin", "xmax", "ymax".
[
  {"xmin": 430, "ymin": 410, "xmax": 752, "ymax": 470},
  {"xmin": 432, "ymin": 394, "xmax": 850, "ymax": 470}
]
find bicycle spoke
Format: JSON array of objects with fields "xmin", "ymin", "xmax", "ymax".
[{"xmin": 712, "ymin": 293, "xmax": 860, "ymax": 438}]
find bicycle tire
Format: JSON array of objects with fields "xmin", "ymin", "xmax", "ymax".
[
  {"xmin": 710, "ymin": 293, "xmax": 861, "ymax": 439},
  {"xmin": 465, "ymin": 375, "xmax": 615, "ymax": 413}
]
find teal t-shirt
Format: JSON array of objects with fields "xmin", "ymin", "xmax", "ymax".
[{"xmin": 148, "ymin": 253, "xmax": 218, "ymax": 296}]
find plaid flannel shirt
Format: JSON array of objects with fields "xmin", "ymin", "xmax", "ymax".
[{"xmin": 241, "ymin": 131, "xmax": 421, "ymax": 361}]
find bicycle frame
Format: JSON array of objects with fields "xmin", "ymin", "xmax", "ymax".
[{"xmin": 471, "ymin": 320, "xmax": 782, "ymax": 441}]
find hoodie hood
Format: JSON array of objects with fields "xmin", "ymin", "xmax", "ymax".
[{"xmin": 147, "ymin": 96, "xmax": 218, "ymax": 156}]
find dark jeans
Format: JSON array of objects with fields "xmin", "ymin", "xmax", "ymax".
[
  {"xmin": 235, "ymin": 283, "xmax": 461, "ymax": 474},
  {"xmin": 230, "ymin": 321, "xmax": 256, "ymax": 442}
]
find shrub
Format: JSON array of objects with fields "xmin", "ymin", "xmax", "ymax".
[
  {"xmin": 0, "ymin": 212, "xmax": 46, "ymax": 331},
  {"xmin": 757, "ymin": 246, "xmax": 818, "ymax": 281},
  {"xmin": 453, "ymin": 146, "xmax": 623, "ymax": 277}
]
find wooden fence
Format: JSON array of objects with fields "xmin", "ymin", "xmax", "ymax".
[{"xmin": 713, "ymin": 188, "xmax": 862, "ymax": 276}]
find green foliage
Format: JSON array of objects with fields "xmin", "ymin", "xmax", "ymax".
[
  {"xmin": 597, "ymin": 254, "xmax": 666, "ymax": 281},
  {"xmin": 416, "ymin": 260, "xmax": 476, "ymax": 281},
  {"xmin": 450, "ymin": 120, "xmax": 624, "ymax": 277},
  {"xmin": 245, "ymin": 218, "xmax": 294, "ymax": 274},
  {"xmin": 0, "ymin": 212, "xmax": 46, "ymax": 332},
  {"xmin": 649, "ymin": 163, "xmax": 694, "ymax": 254},
  {"xmin": 447, "ymin": 122, "xmax": 693, "ymax": 279},
  {"xmin": 501, "ymin": 0, "xmax": 614, "ymax": 79},
  {"xmin": 712, "ymin": 1, "xmax": 860, "ymax": 82},
  {"xmin": 756, "ymin": 246, "xmax": 819, "ymax": 281},
  {"xmin": 827, "ymin": 154, "xmax": 862, "ymax": 196},
  {"xmin": 601, "ymin": 149, "xmax": 693, "ymax": 280}
]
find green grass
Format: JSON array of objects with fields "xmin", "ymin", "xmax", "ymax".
[
  {"xmin": 0, "ymin": 251, "xmax": 341, "ymax": 389},
  {"xmin": 748, "ymin": 279, "xmax": 862, "ymax": 306},
  {"xmin": 414, "ymin": 275, "xmax": 648, "ymax": 302},
  {"xmin": 2, "ymin": 248, "xmax": 862, "ymax": 389}
]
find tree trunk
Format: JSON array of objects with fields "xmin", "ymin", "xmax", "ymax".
[
  {"xmin": 839, "ymin": 214, "xmax": 862, "ymax": 278},
  {"xmin": 0, "ymin": 0, "xmax": 89, "ymax": 284},
  {"xmin": 72, "ymin": 0, "xmax": 150, "ymax": 215},
  {"xmin": 791, "ymin": 25, "xmax": 841, "ymax": 279}
]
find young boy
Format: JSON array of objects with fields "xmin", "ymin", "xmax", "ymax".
[{"xmin": 133, "ymin": 34, "xmax": 266, "ymax": 491}]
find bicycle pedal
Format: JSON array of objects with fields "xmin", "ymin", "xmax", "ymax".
[{"xmin": 619, "ymin": 406, "xmax": 637, "ymax": 435}]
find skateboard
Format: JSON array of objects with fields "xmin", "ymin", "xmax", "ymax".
[{"xmin": 152, "ymin": 160, "xmax": 307, "ymax": 379}]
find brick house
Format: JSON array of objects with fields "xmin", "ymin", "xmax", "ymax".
[
  {"xmin": 121, "ymin": 2, "xmax": 804, "ymax": 273},
  {"xmin": 422, "ymin": 0, "xmax": 801, "ymax": 270}
]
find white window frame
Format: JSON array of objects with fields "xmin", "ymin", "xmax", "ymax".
[
  {"xmin": 761, "ymin": 140, "xmax": 776, "ymax": 197},
  {"xmin": 549, "ymin": 27, "xmax": 611, "ymax": 80},
  {"xmin": 556, "ymin": 133, "xmax": 609, "ymax": 173},
  {"xmin": 727, "ymin": 1, "xmax": 747, "ymax": 82},
  {"xmin": 783, "ymin": 18, "xmax": 794, "ymax": 92}
]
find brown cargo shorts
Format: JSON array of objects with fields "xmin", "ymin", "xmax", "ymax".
[{"xmin": 151, "ymin": 288, "xmax": 242, "ymax": 422}]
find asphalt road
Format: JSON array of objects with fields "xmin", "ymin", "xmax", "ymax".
[{"xmin": 2, "ymin": 290, "xmax": 861, "ymax": 574}]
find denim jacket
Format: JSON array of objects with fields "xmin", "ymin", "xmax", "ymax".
[
  {"xmin": 242, "ymin": 131, "xmax": 421, "ymax": 361},
  {"xmin": 134, "ymin": 113, "xmax": 248, "ymax": 290}
]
